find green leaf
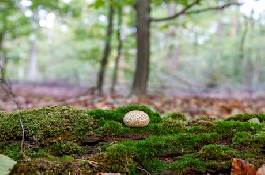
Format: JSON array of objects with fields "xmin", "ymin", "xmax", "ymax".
[
  {"xmin": 248, "ymin": 118, "xmax": 260, "ymax": 124},
  {"xmin": 0, "ymin": 154, "xmax": 17, "ymax": 175}
]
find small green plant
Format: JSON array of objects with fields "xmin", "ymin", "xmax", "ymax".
[
  {"xmin": 59, "ymin": 156, "xmax": 74, "ymax": 162},
  {"xmin": 47, "ymin": 141, "xmax": 84, "ymax": 156},
  {"xmin": 47, "ymin": 155, "xmax": 58, "ymax": 161}
]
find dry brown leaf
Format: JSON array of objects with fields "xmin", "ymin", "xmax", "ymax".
[
  {"xmin": 231, "ymin": 158, "xmax": 256, "ymax": 175},
  {"xmin": 256, "ymin": 164, "xmax": 265, "ymax": 175},
  {"xmin": 95, "ymin": 100, "xmax": 106, "ymax": 108}
]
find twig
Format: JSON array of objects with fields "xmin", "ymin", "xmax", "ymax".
[
  {"xmin": 19, "ymin": 119, "xmax": 25, "ymax": 154},
  {"xmin": 151, "ymin": 1, "xmax": 241, "ymax": 22},
  {"xmin": 0, "ymin": 66, "xmax": 22, "ymax": 109},
  {"xmin": 137, "ymin": 167, "xmax": 152, "ymax": 175}
]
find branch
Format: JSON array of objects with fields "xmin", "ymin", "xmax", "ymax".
[
  {"xmin": 150, "ymin": 0, "xmax": 201, "ymax": 22},
  {"xmin": 0, "ymin": 66, "xmax": 22, "ymax": 110},
  {"xmin": 19, "ymin": 119, "xmax": 25, "ymax": 154},
  {"xmin": 151, "ymin": 1, "xmax": 242, "ymax": 22},
  {"xmin": 185, "ymin": 2, "xmax": 242, "ymax": 15}
]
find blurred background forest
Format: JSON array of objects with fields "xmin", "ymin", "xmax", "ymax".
[{"xmin": 0, "ymin": 0, "xmax": 265, "ymax": 114}]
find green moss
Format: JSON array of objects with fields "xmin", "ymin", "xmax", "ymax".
[
  {"xmin": 1, "ymin": 105, "xmax": 264, "ymax": 174},
  {"xmin": 11, "ymin": 158, "xmax": 78, "ymax": 174},
  {"xmin": 96, "ymin": 122, "xmax": 186, "ymax": 137},
  {"xmin": 199, "ymin": 144, "xmax": 235, "ymax": 161},
  {"xmin": 170, "ymin": 151, "xmax": 232, "ymax": 174},
  {"xmin": 225, "ymin": 113, "xmax": 265, "ymax": 122},
  {"xmin": 59, "ymin": 155, "xmax": 74, "ymax": 162},
  {"xmin": 232, "ymin": 131, "xmax": 252, "ymax": 146},
  {"xmin": 0, "ymin": 106, "xmax": 95, "ymax": 142},
  {"xmin": 0, "ymin": 143, "xmax": 23, "ymax": 161},
  {"xmin": 24, "ymin": 146, "xmax": 47, "ymax": 158},
  {"xmin": 231, "ymin": 131, "xmax": 265, "ymax": 168},
  {"xmin": 47, "ymin": 141, "xmax": 84, "ymax": 156},
  {"xmin": 95, "ymin": 144, "xmax": 133, "ymax": 173},
  {"xmin": 212, "ymin": 121, "xmax": 263, "ymax": 139},
  {"xmin": 47, "ymin": 155, "xmax": 58, "ymax": 161},
  {"xmin": 0, "ymin": 143, "xmax": 47, "ymax": 161},
  {"xmin": 142, "ymin": 159, "xmax": 169, "ymax": 173},
  {"xmin": 107, "ymin": 132, "xmax": 219, "ymax": 164},
  {"xmin": 89, "ymin": 105, "xmax": 161, "ymax": 124},
  {"xmin": 189, "ymin": 115, "xmax": 217, "ymax": 126},
  {"xmin": 163, "ymin": 112, "xmax": 186, "ymax": 121}
]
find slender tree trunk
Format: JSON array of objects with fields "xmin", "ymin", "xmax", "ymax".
[
  {"xmin": 96, "ymin": 3, "xmax": 114, "ymax": 94},
  {"xmin": 246, "ymin": 55, "xmax": 252, "ymax": 87},
  {"xmin": 131, "ymin": 0, "xmax": 150, "ymax": 95},
  {"xmin": 166, "ymin": 4, "xmax": 183, "ymax": 73},
  {"xmin": 27, "ymin": 35, "xmax": 39, "ymax": 81},
  {"xmin": 237, "ymin": 15, "xmax": 248, "ymax": 80},
  {"xmin": 0, "ymin": 34, "xmax": 7, "ymax": 81},
  {"xmin": 215, "ymin": 10, "xmax": 224, "ymax": 61},
  {"xmin": 111, "ymin": 7, "xmax": 123, "ymax": 94},
  {"xmin": 166, "ymin": 3, "xmax": 176, "ymax": 71},
  {"xmin": 175, "ymin": 15, "xmax": 183, "ymax": 72}
]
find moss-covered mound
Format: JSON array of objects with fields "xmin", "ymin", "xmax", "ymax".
[{"xmin": 0, "ymin": 105, "xmax": 264, "ymax": 175}]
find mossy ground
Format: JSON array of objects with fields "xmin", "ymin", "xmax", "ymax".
[{"xmin": 0, "ymin": 105, "xmax": 264, "ymax": 174}]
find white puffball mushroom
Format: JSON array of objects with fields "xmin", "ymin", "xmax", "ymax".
[{"xmin": 123, "ymin": 110, "xmax": 150, "ymax": 127}]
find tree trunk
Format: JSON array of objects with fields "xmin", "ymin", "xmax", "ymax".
[
  {"xmin": 131, "ymin": 0, "xmax": 150, "ymax": 95},
  {"xmin": 27, "ymin": 35, "xmax": 39, "ymax": 81},
  {"xmin": 166, "ymin": 3, "xmax": 176, "ymax": 71},
  {"xmin": 96, "ymin": 3, "xmax": 114, "ymax": 94},
  {"xmin": 111, "ymin": 7, "xmax": 123, "ymax": 94},
  {"xmin": 237, "ymin": 15, "xmax": 248, "ymax": 80},
  {"xmin": 0, "ymin": 34, "xmax": 7, "ymax": 81}
]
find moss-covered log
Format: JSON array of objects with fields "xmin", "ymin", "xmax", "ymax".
[{"xmin": 0, "ymin": 105, "xmax": 264, "ymax": 174}]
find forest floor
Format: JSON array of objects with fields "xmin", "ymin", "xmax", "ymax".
[
  {"xmin": 0, "ymin": 82, "xmax": 265, "ymax": 119},
  {"xmin": 0, "ymin": 82, "xmax": 265, "ymax": 174}
]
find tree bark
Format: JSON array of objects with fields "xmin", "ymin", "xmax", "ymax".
[
  {"xmin": 96, "ymin": 3, "xmax": 114, "ymax": 94},
  {"xmin": 237, "ymin": 15, "xmax": 248, "ymax": 78},
  {"xmin": 0, "ymin": 34, "xmax": 7, "ymax": 81},
  {"xmin": 111, "ymin": 7, "xmax": 123, "ymax": 94},
  {"xmin": 27, "ymin": 35, "xmax": 39, "ymax": 81},
  {"xmin": 131, "ymin": 0, "xmax": 150, "ymax": 95}
]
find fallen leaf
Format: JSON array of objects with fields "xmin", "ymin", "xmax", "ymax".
[
  {"xmin": 231, "ymin": 158, "xmax": 256, "ymax": 175},
  {"xmin": 257, "ymin": 164, "xmax": 265, "ymax": 175},
  {"xmin": 0, "ymin": 154, "xmax": 17, "ymax": 175}
]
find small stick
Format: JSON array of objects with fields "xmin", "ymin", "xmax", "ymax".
[
  {"xmin": 19, "ymin": 119, "xmax": 24, "ymax": 153},
  {"xmin": 137, "ymin": 167, "xmax": 151, "ymax": 175}
]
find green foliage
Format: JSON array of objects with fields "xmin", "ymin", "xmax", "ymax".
[
  {"xmin": 0, "ymin": 154, "xmax": 17, "ymax": 175},
  {"xmin": 248, "ymin": 118, "xmax": 260, "ymax": 124}
]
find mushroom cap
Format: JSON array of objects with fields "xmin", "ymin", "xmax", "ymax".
[{"xmin": 123, "ymin": 110, "xmax": 150, "ymax": 127}]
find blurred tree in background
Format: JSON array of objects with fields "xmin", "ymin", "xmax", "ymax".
[{"xmin": 0, "ymin": 0, "xmax": 265, "ymax": 95}]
